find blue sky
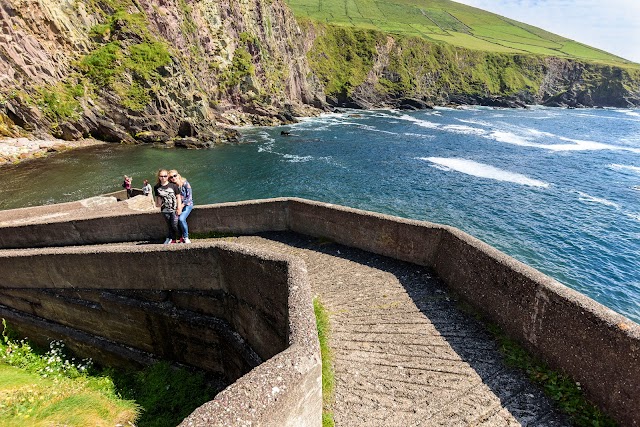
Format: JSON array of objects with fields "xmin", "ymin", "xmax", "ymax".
[{"xmin": 453, "ymin": 0, "xmax": 640, "ymax": 63}]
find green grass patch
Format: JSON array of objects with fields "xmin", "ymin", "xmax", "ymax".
[
  {"xmin": 79, "ymin": 9, "xmax": 172, "ymax": 112},
  {"xmin": 305, "ymin": 20, "xmax": 385, "ymax": 99},
  {"xmin": 314, "ymin": 298, "xmax": 335, "ymax": 427},
  {"xmin": 285, "ymin": 0, "xmax": 637, "ymax": 66},
  {"xmin": 33, "ymin": 82, "xmax": 84, "ymax": 123},
  {"xmin": 0, "ymin": 320, "xmax": 221, "ymax": 427},
  {"xmin": 108, "ymin": 362, "xmax": 219, "ymax": 427},
  {"xmin": 0, "ymin": 321, "xmax": 139, "ymax": 426}
]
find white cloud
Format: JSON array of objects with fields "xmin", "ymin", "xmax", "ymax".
[{"xmin": 452, "ymin": 0, "xmax": 640, "ymax": 63}]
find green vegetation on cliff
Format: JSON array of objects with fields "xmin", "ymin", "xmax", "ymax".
[
  {"xmin": 304, "ymin": 21, "xmax": 384, "ymax": 98},
  {"xmin": 80, "ymin": 6, "xmax": 171, "ymax": 111},
  {"xmin": 304, "ymin": 19, "xmax": 546, "ymax": 103},
  {"xmin": 286, "ymin": 0, "xmax": 636, "ymax": 66},
  {"xmin": 288, "ymin": 0, "xmax": 640, "ymax": 108}
]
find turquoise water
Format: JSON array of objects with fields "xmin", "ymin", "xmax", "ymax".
[{"xmin": 1, "ymin": 107, "xmax": 639, "ymax": 323}]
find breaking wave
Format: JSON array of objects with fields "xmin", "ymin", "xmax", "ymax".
[{"xmin": 417, "ymin": 157, "xmax": 549, "ymax": 187}]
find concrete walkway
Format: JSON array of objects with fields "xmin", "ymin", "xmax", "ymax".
[{"xmin": 222, "ymin": 232, "xmax": 570, "ymax": 427}]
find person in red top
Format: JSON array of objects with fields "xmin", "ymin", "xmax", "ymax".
[
  {"xmin": 153, "ymin": 169, "xmax": 182, "ymax": 244},
  {"xmin": 122, "ymin": 175, "xmax": 132, "ymax": 198}
]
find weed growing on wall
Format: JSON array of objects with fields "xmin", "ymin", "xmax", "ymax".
[
  {"xmin": 452, "ymin": 305, "xmax": 618, "ymax": 427},
  {"xmin": 488, "ymin": 324, "xmax": 618, "ymax": 427},
  {"xmin": 314, "ymin": 297, "xmax": 335, "ymax": 427}
]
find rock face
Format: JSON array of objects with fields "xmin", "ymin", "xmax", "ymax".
[
  {"xmin": 0, "ymin": 1, "xmax": 638, "ymax": 146},
  {"xmin": 0, "ymin": 0, "xmax": 324, "ymax": 144}
]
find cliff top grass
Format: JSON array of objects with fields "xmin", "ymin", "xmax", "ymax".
[{"xmin": 285, "ymin": 0, "xmax": 638, "ymax": 68}]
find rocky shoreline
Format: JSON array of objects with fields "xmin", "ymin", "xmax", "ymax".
[{"xmin": 0, "ymin": 138, "xmax": 105, "ymax": 167}]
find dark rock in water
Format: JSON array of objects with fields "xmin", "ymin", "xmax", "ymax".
[
  {"xmin": 281, "ymin": 130, "xmax": 291, "ymax": 136},
  {"xmin": 174, "ymin": 137, "xmax": 213, "ymax": 149},
  {"xmin": 135, "ymin": 130, "xmax": 171, "ymax": 143},
  {"xmin": 397, "ymin": 98, "xmax": 433, "ymax": 110}
]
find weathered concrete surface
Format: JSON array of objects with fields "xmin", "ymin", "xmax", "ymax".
[
  {"xmin": 0, "ymin": 198, "xmax": 288, "ymax": 248},
  {"xmin": 0, "ymin": 197, "xmax": 638, "ymax": 426},
  {"xmin": 181, "ymin": 254, "xmax": 322, "ymax": 427},
  {"xmin": 228, "ymin": 232, "xmax": 572, "ymax": 426},
  {"xmin": 284, "ymin": 198, "xmax": 640, "ymax": 427},
  {"xmin": 0, "ymin": 241, "xmax": 322, "ymax": 427}
]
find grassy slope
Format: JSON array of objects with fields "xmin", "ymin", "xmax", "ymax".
[{"xmin": 285, "ymin": 0, "xmax": 637, "ymax": 67}]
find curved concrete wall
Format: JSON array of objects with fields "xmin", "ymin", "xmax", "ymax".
[
  {"xmin": 0, "ymin": 197, "xmax": 638, "ymax": 426},
  {"xmin": 0, "ymin": 241, "xmax": 321, "ymax": 427}
]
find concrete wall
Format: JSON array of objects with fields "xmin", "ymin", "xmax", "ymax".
[
  {"xmin": 0, "ymin": 241, "xmax": 322, "ymax": 427},
  {"xmin": 285, "ymin": 199, "xmax": 640, "ymax": 427},
  {"xmin": 0, "ymin": 198, "xmax": 289, "ymax": 248},
  {"xmin": 0, "ymin": 197, "xmax": 638, "ymax": 426}
]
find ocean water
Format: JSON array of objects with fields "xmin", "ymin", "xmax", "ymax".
[{"xmin": 0, "ymin": 107, "xmax": 639, "ymax": 323}]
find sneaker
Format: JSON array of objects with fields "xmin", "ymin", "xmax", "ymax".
[
  {"xmin": 179, "ymin": 237, "xmax": 185, "ymax": 243},
  {"xmin": 184, "ymin": 237, "xmax": 191, "ymax": 244},
  {"xmin": 163, "ymin": 238, "xmax": 172, "ymax": 245}
]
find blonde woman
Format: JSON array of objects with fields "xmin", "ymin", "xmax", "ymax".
[
  {"xmin": 169, "ymin": 169, "xmax": 193, "ymax": 244},
  {"xmin": 154, "ymin": 169, "xmax": 182, "ymax": 244}
]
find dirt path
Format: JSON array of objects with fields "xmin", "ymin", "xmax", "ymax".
[{"xmin": 221, "ymin": 232, "xmax": 570, "ymax": 426}]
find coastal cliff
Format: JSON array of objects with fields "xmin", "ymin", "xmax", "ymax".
[
  {"xmin": 0, "ymin": 0, "xmax": 639, "ymax": 146},
  {"xmin": 303, "ymin": 21, "xmax": 640, "ymax": 110},
  {"xmin": 0, "ymin": 0, "xmax": 324, "ymax": 144}
]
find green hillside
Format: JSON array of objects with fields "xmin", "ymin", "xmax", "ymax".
[{"xmin": 285, "ymin": 0, "xmax": 635, "ymax": 66}]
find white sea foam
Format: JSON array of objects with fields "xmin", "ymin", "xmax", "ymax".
[
  {"xmin": 282, "ymin": 154, "xmax": 314, "ymax": 163},
  {"xmin": 356, "ymin": 124, "xmax": 398, "ymax": 135},
  {"xmin": 614, "ymin": 109, "xmax": 640, "ymax": 119},
  {"xmin": 417, "ymin": 157, "xmax": 549, "ymax": 187},
  {"xmin": 256, "ymin": 132, "xmax": 275, "ymax": 152},
  {"xmin": 577, "ymin": 191, "xmax": 620, "ymax": 209},
  {"xmin": 397, "ymin": 112, "xmax": 640, "ymax": 153},
  {"xmin": 397, "ymin": 114, "xmax": 440, "ymax": 129},
  {"xmin": 403, "ymin": 132, "xmax": 435, "ymax": 139},
  {"xmin": 609, "ymin": 164, "xmax": 640, "ymax": 175},
  {"xmin": 446, "ymin": 124, "xmax": 487, "ymax": 136},
  {"xmin": 625, "ymin": 212, "xmax": 640, "ymax": 221}
]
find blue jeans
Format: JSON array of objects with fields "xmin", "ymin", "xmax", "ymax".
[{"xmin": 178, "ymin": 204, "xmax": 193, "ymax": 239}]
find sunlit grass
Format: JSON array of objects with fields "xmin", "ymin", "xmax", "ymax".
[
  {"xmin": 285, "ymin": 0, "xmax": 636, "ymax": 65},
  {"xmin": 0, "ymin": 361, "xmax": 139, "ymax": 427},
  {"xmin": 314, "ymin": 297, "xmax": 335, "ymax": 427},
  {"xmin": 0, "ymin": 320, "xmax": 221, "ymax": 427}
]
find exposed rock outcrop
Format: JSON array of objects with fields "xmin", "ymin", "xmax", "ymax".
[{"xmin": 0, "ymin": 0, "xmax": 324, "ymax": 145}]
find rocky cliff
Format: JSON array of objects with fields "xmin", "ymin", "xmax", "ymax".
[
  {"xmin": 303, "ymin": 22, "xmax": 640, "ymax": 110},
  {"xmin": 0, "ymin": 0, "xmax": 324, "ymax": 143},
  {"xmin": 0, "ymin": 0, "xmax": 639, "ymax": 145}
]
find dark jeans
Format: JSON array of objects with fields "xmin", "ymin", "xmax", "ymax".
[
  {"xmin": 126, "ymin": 189, "xmax": 133, "ymax": 198},
  {"xmin": 162, "ymin": 211, "xmax": 180, "ymax": 240}
]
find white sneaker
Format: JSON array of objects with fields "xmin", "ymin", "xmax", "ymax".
[
  {"xmin": 163, "ymin": 238, "xmax": 172, "ymax": 245},
  {"xmin": 184, "ymin": 237, "xmax": 191, "ymax": 244}
]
